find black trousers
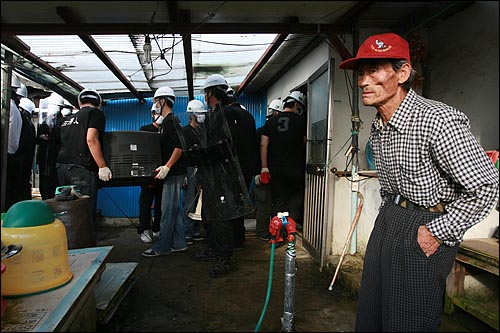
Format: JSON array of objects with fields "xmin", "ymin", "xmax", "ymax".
[
  {"xmin": 138, "ymin": 183, "xmax": 162, "ymax": 234},
  {"xmin": 56, "ymin": 163, "xmax": 99, "ymax": 226},
  {"xmin": 269, "ymin": 168, "xmax": 304, "ymax": 224},
  {"xmin": 5, "ymin": 154, "xmax": 31, "ymax": 211},
  {"xmin": 355, "ymin": 202, "xmax": 459, "ymax": 332},
  {"xmin": 254, "ymin": 182, "xmax": 272, "ymax": 238},
  {"xmin": 211, "ymin": 218, "xmax": 235, "ymax": 258}
]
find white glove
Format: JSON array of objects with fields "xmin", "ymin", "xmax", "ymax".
[
  {"xmin": 155, "ymin": 165, "xmax": 170, "ymax": 179},
  {"xmin": 254, "ymin": 174, "xmax": 261, "ymax": 186},
  {"xmin": 98, "ymin": 167, "xmax": 112, "ymax": 181}
]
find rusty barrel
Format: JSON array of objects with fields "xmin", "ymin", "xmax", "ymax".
[{"xmin": 45, "ymin": 197, "xmax": 96, "ymax": 249}]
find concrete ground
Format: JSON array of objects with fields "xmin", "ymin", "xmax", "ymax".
[{"xmin": 95, "ymin": 218, "xmax": 496, "ymax": 332}]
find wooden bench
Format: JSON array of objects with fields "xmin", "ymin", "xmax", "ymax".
[
  {"xmin": 444, "ymin": 238, "xmax": 499, "ymax": 330},
  {"xmin": 94, "ymin": 262, "xmax": 138, "ymax": 326},
  {"xmin": 1, "ymin": 247, "xmax": 138, "ymax": 332}
]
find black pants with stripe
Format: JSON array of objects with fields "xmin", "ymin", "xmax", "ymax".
[{"xmin": 355, "ymin": 202, "xmax": 459, "ymax": 332}]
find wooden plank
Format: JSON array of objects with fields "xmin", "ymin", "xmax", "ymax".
[
  {"xmin": 94, "ymin": 262, "xmax": 139, "ymax": 325},
  {"xmin": 459, "ymin": 238, "xmax": 499, "ymax": 268},
  {"xmin": 450, "ymin": 295, "xmax": 499, "ymax": 330},
  {"xmin": 455, "ymin": 253, "xmax": 499, "ymax": 275},
  {"xmin": 1, "ymin": 246, "xmax": 112, "ymax": 332}
]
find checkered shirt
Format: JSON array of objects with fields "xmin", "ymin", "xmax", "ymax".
[{"xmin": 370, "ymin": 89, "xmax": 499, "ymax": 246}]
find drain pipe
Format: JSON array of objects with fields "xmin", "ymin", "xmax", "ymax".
[{"xmin": 349, "ymin": 24, "xmax": 360, "ymax": 255}]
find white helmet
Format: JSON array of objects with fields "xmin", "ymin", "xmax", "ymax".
[
  {"xmin": 283, "ymin": 91, "xmax": 306, "ymax": 108},
  {"xmin": 78, "ymin": 88, "xmax": 102, "ymax": 106},
  {"xmin": 48, "ymin": 92, "xmax": 65, "ymax": 107},
  {"xmin": 268, "ymin": 98, "xmax": 283, "ymax": 113},
  {"xmin": 154, "ymin": 86, "xmax": 175, "ymax": 99},
  {"xmin": 19, "ymin": 97, "xmax": 35, "ymax": 114},
  {"xmin": 16, "ymin": 83, "xmax": 28, "ymax": 98},
  {"xmin": 202, "ymin": 74, "xmax": 228, "ymax": 91},
  {"xmin": 153, "ymin": 86, "xmax": 176, "ymax": 106},
  {"xmin": 186, "ymin": 99, "xmax": 207, "ymax": 113}
]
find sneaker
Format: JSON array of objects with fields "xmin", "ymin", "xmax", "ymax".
[
  {"xmin": 185, "ymin": 237, "xmax": 194, "ymax": 245},
  {"xmin": 140, "ymin": 230, "xmax": 153, "ymax": 243},
  {"xmin": 152, "ymin": 231, "xmax": 161, "ymax": 238},
  {"xmin": 142, "ymin": 248, "xmax": 168, "ymax": 257},
  {"xmin": 192, "ymin": 247, "xmax": 217, "ymax": 261},
  {"xmin": 171, "ymin": 247, "xmax": 188, "ymax": 253}
]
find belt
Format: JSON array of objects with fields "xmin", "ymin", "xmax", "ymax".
[{"xmin": 390, "ymin": 194, "xmax": 446, "ymax": 213}]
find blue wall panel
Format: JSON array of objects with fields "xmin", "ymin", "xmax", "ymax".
[{"xmin": 97, "ymin": 93, "xmax": 266, "ymax": 217}]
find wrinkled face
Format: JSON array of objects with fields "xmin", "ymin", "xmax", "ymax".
[{"xmin": 356, "ymin": 61, "xmax": 401, "ymax": 108}]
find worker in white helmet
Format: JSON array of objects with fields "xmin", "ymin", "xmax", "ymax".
[
  {"xmin": 142, "ymin": 86, "xmax": 188, "ymax": 258},
  {"xmin": 181, "ymin": 99, "xmax": 208, "ymax": 245},
  {"xmin": 253, "ymin": 97, "xmax": 283, "ymax": 241},
  {"xmin": 57, "ymin": 88, "xmax": 111, "ymax": 227},
  {"xmin": 36, "ymin": 93, "xmax": 66, "ymax": 200},
  {"xmin": 188, "ymin": 73, "xmax": 256, "ymax": 278},
  {"xmin": 260, "ymin": 91, "xmax": 307, "ymax": 238},
  {"xmin": 136, "ymin": 101, "xmax": 164, "ymax": 244}
]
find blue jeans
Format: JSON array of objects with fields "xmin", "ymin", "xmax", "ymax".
[{"xmin": 152, "ymin": 175, "xmax": 187, "ymax": 253}]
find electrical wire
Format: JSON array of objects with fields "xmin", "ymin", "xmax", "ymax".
[{"xmin": 100, "ymin": 188, "xmax": 138, "ymax": 228}]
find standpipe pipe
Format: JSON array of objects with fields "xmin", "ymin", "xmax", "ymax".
[
  {"xmin": 282, "ymin": 219, "xmax": 297, "ymax": 333},
  {"xmin": 269, "ymin": 212, "xmax": 298, "ymax": 332}
]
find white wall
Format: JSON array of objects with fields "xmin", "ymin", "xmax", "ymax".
[
  {"xmin": 425, "ymin": 1, "xmax": 499, "ymax": 150},
  {"xmin": 267, "ymin": 42, "xmax": 329, "ymax": 103}
]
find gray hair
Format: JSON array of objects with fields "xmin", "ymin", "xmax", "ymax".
[{"xmin": 390, "ymin": 59, "xmax": 417, "ymax": 91}]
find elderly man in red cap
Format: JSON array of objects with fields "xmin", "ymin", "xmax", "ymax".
[{"xmin": 339, "ymin": 32, "xmax": 499, "ymax": 331}]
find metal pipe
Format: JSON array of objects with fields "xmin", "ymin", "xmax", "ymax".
[
  {"xmin": 349, "ymin": 22, "xmax": 360, "ymax": 255},
  {"xmin": 282, "ymin": 236, "xmax": 296, "ymax": 332}
]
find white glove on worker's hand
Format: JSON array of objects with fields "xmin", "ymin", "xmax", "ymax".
[
  {"xmin": 98, "ymin": 167, "xmax": 112, "ymax": 181},
  {"xmin": 254, "ymin": 174, "xmax": 261, "ymax": 186},
  {"xmin": 155, "ymin": 165, "xmax": 170, "ymax": 179},
  {"xmin": 260, "ymin": 168, "xmax": 270, "ymax": 184}
]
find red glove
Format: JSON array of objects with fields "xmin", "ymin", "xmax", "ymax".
[{"xmin": 260, "ymin": 168, "xmax": 270, "ymax": 184}]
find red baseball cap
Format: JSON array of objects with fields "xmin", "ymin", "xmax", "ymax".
[{"xmin": 339, "ymin": 32, "xmax": 410, "ymax": 70}]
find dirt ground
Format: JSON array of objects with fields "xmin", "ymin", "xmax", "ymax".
[{"xmin": 94, "ymin": 220, "xmax": 496, "ymax": 332}]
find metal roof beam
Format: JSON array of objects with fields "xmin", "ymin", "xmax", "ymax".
[
  {"xmin": 167, "ymin": 3, "xmax": 195, "ymax": 101},
  {"xmin": 1, "ymin": 35, "xmax": 84, "ymax": 96},
  {"xmin": 56, "ymin": 7, "xmax": 146, "ymax": 104},
  {"xmin": 1, "ymin": 22, "xmax": 347, "ymax": 36}
]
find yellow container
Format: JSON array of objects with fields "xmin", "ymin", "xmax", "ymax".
[{"xmin": 1, "ymin": 200, "xmax": 73, "ymax": 297}]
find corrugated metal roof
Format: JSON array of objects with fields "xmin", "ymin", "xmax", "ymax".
[{"xmin": 15, "ymin": 33, "xmax": 278, "ymax": 101}]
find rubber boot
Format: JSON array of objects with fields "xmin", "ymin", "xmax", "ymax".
[{"xmin": 209, "ymin": 256, "xmax": 231, "ymax": 278}]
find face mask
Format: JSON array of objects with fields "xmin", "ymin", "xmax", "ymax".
[
  {"xmin": 196, "ymin": 114, "xmax": 206, "ymax": 123},
  {"xmin": 154, "ymin": 115, "xmax": 164, "ymax": 125},
  {"xmin": 151, "ymin": 100, "xmax": 162, "ymax": 115}
]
